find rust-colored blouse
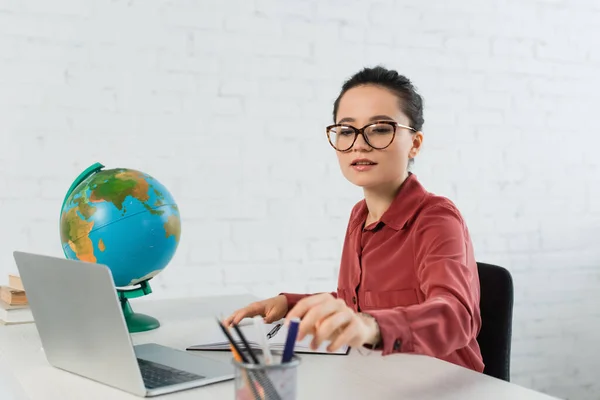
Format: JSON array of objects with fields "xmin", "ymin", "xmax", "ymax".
[{"xmin": 282, "ymin": 173, "xmax": 484, "ymax": 373}]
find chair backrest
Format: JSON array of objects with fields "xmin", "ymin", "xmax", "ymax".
[{"xmin": 476, "ymin": 262, "xmax": 514, "ymax": 381}]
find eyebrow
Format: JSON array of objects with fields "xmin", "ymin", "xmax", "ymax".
[{"xmin": 337, "ymin": 115, "xmax": 396, "ymax": 124}]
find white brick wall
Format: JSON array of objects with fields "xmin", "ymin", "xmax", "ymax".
[{"xmin": 1, "ymin": 1, "xmax": 599, "ymax": 398}]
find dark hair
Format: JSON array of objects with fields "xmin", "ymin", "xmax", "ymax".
[{"xmin": 332, "ymin": 65, "xmax": 425, "ymax": 131}]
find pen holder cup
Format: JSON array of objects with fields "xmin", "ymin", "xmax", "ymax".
[{"xmin": 232, "ymin": 355, "xmax": 301, "ymax": 400}]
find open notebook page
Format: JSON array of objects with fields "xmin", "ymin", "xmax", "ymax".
[{"xmin": 186, "ymin": 319, "xmax": 349, "ymax": 355}]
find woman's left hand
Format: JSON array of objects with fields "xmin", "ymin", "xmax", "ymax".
[{"xmin": 284, "ymin": 293, "xmax": 380, "ymax": 352}]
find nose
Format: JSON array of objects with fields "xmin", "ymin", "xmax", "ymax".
[{"xmin": 353, "ymin": 132, "xmax": 371, "ymax": 151}]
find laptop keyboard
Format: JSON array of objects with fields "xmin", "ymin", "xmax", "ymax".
[{"xmin": 137, "ymin": 358, "xmax": 205, "ymax": 389}]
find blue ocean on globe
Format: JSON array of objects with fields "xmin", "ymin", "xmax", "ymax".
[{"xmin": 59, "ymin": 165, "xmax": 181, "ymax": 288}]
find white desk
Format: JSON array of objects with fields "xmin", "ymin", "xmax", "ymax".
[{"xmin": 0, "ymin": 294, "xmax": 559, "ymax": 400}]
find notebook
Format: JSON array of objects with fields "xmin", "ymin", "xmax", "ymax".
[{"xmin": 186, "ymin": 319, "xmax": 350, "ymax": 355}]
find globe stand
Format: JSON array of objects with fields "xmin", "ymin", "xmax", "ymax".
[{"xmin": 117, "ymin": 280, "xmax": 160, "ymax": 333}]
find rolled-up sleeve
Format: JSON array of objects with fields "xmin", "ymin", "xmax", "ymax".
[{"xmin": 366, "ymin": 204, "xmax": 481, "ymax": 357}]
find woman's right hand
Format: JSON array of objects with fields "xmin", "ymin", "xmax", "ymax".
[{"xmin": 223, "ymin": 295, "xmax": 289, "ymax": 326}]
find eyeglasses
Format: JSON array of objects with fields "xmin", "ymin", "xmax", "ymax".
[{"xmin": 326, "ymin": 120, "xmax": 417, "ymax": 152}]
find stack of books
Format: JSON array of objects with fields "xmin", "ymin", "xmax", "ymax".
[{"xmin": 0, "ymin": 274, "xmax": 34, "ymax": 325}]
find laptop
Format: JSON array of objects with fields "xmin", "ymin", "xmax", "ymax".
[{"xmin": 12, "ymin": 251, "xmax": 234, "ymax": 397}]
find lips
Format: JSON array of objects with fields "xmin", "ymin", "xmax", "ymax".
[{"xmin": 351, "ymin": 158, "xmax": 377, "ymax": 166}]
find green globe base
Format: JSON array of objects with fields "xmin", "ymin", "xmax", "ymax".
[
  {"xmin": 117, "ymin": 280, "xmax": 160, "ymax": 333},
  {"xmin": 120, "ymin": 298, "xmax": 160, "ymax": 333}
]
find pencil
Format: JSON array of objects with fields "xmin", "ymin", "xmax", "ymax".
[
  {"xmin": 217, "ymin": 319, "xmax": 262, "ymax": 399},
  {"xmin": 217, "ymin": 319, "xmax": 249, "ymax": 363},
  {"xmin": 230, "ymin": 344, "xmax": 263, "ymax": 400},
  {"xmin": 232, "ymin": 323, "xmax": 260, "ymax": 364},
  {"xmin": 231, "ymin": 322, "xmax": 283, "ymax": 400}
]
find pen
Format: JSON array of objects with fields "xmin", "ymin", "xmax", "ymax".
[
  {"xmin": 253, "ymin": 316, "xmax": 274, "ymax": 365},
  {"xmin": 281, "ymin": 317, "xmax": 300, "ymax": 363},
  {"xmin": 266, "ymin": 323, "xmax": 282, "ymax": 339}
]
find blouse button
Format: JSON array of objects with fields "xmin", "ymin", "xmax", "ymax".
[{"xmin": 352, "ymin": 296, "xmax": 357, "ymax": 305}]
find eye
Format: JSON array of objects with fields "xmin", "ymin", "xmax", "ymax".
[
  {"xmin": 369, "ymin": 124, "xmax": 394, "ymax": 134},
  {"xmin": 338, "ymin": 127, "xmax": 354, "ymax": 136}
]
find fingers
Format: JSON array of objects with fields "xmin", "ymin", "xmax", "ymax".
[
  {"xmin": 264, "ymin": 309, "xmax": 279, "ymax": 323},
  {"xmin": 285, "ymin": 293, "xmax": 338, "ymax": 339},
  {"xmin": 230, "ymin": 311, "xmax": 248, "ymax": 325},
  {"xmin": 222, "ymin": 313, "xmax": 235, "ymax": 327},
  {"xmin": 311, "ymin": 309, "xmax": 353, "ymax": 349},
  {"xmin": 297, "ymin": 298, "xmax": 345, "ymax": 341},
  {"xmin": 327, "ymin": 319, "xmax": 363, "ymax": 352},
  {"xmin": 283, "ymin": 293, "xmax": 369, "ymax": 352},
  {"xmin": 223, "ymin": 303, "xmax": 263, "ymax": 326},
  {"xmin": 285, "ymin": 293, "xmax": 334, "ymax": 322}
]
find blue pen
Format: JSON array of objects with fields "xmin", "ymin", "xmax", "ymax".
[{"xmin": 281, "ymin": 317, "xmax": 300, "ymax": 363}]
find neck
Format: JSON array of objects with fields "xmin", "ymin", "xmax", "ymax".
[{"xmin": 363, "ymin": 172, "xmax": 409, "ymax": 224}]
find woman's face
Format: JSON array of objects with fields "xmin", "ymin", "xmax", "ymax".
[{"xmin": 332, "ymin": 84, "xmax": 423, "ymax": 190}]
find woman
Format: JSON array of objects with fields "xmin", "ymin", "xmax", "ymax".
[{"xmin": 224, "ymin": 66, "xmax": 484, "ymax": 373}]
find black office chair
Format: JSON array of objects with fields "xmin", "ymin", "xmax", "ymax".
[{"xmin": 476, "ymin": 262, "xmax": 514, "ymax": 382}]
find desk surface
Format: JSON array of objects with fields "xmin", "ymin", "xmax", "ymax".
[{"xmin": 0, "ymin": 294, "xmax": 559, "ymax": 400}]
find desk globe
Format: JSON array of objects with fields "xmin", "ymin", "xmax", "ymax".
[{"xmin": 59, "ymin": 162, "xmax": 181, "ymax": 333}]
